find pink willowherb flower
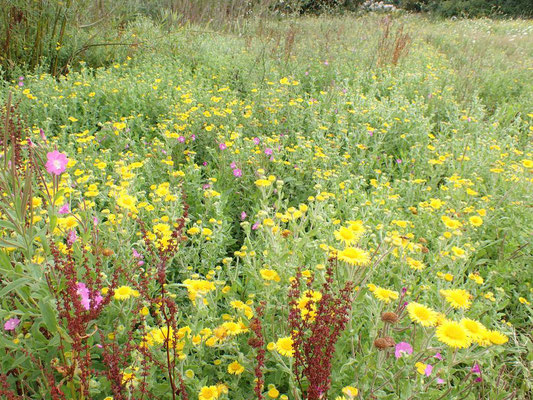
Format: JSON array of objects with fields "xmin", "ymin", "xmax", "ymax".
[
  {"xmin": 45, "ymin": 150, "xmax": 69, "ymax": 175},
  {"xmin": 233, "ymin": 169, "xmax": 242, "ymax": 177},
  {"xmin": 394, "ymin": 342, "xmax": 413, "ymax": 359},
  {"xmin": 4, "ymin": 317, "xmax": 20, "ymax": 331},
  {"xmin": 58, "ymin": 203, "xmax": 70, "ymax": 214}
]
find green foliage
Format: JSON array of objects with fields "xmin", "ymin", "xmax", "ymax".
[
  {"xmin": 399, "ymin": 0, "xmax": 533, "ymax": 17},
  {"xmin": 1, "ymin": 14, "xmax": 532, "ymax": 400}
]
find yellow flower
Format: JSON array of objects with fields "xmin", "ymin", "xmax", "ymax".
[
  {"xmin": 260, "ymin": 269, "xmax": 281, "ymax": 282},
  {"xmin": 429, "ymin": 198, "xmax": 443, "ymax": 209},
  {"xmin": 187, "ymin": 226, "xmax": 200, "ymax": 235},
  {"xmin": 347, "ymin": 220, "xmax": 366, "ymax": 236},
  {"xmin": 114, "ymin": 286, "xmax": 134, "ymax": 300},
  {"xmin": 268, "ymin": 386, "xmax": 280, "ymax": 398},
  {"xmin": 469, "ymin": 216, "xmax": 483, "ymax": 227},
  {"xmin": 371, "ymin": 286, "xmax": 399, "ymax": 303},
  {"xmin": 183, "ymin": 279, "xmax": 216, "ymax": 302},
  {"xmin": 228, "ymin": 360, "xmax": 245, "ymax": 375},
  {"xmin": 415, "ymin": 362, "xmax": 428, "ymax": 375},
  {"xmin": 406, "ymin": 257, "xmax": 425, "ymax": 271},
  {"xmin": 486, "ymin": 330, "xmax": 508, "ymax": 345},
  {"xmin": 338, "ymin": 247, "xmax": 370, "ymax": 266},
  {"xmin": 334, "ymin": 226, "xmax": 358, "ymax": 244},
  {"xmin": 116, "ymin": 193, "xmax": 137, "ymax": 213},
  {"xmin": 468, "ymin": 273, "xmax": 484, "ymax": 285},
  {"xmin": 221, "ymin": 321, "xmax": 245, "ymax": 336},
  {"xmin": 276, "ymin": 337, "xmax": 294, "ymax": 357},
  {"xmin": 342, "ymin": 386, "xmax": 358, "ymax": 397},
  {"xmin": 441, "ymin": 216, "xmax": 462, "ymax": 230},
  {"xmin": 519, "ymin": 297, "xmax": 530, "ymax": 305},
  {"xmin": 451, "ymin": 246, "xmax": 466, "ymax": 257},
  {"xmin": 199, "ymin": 385, "xmax": 219, "ymax": 400},
  {"xmin": 297, "ymin": 290, "xmax": 322, "ymax": 320},
  {"xmin": 436, "ymin": 320, "xmax": 472, "ymax": 348},
  {"xmin": 406, "ymin": 302, "xmax": 437, "ymax": 327},
  {"xmin": 460, "ymin": 318, "xmax": 488, "ymax": 345},
  {"xmin": 440, "ymin": 289, "xmax": 472, "ymax": 309},
  {"xmin": 255, "ymin": 179, "xmax": 272, "ymax": 187}
]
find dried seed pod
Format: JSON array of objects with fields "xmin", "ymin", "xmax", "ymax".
[
  {"xmin": 381, "ymin": 312, "xmax": 399, "ymax": 324},
  {"xmin": 374, "ymin": 336, "xmax": 395, "ymax": 350},
  {"xmin": 102, "ymin": 248, "xmax": 114, "ymax": 256}
]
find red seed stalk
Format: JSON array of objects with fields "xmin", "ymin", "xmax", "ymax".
[{"xmin": 289, "ymin": 261, "xmax": 354, "ymax": 400}]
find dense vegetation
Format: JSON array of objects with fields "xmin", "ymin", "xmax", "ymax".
[{"xmin": 1, "ymin": 7, "xmax": 532, "ymax": 400}]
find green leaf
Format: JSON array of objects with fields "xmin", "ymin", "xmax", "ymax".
[
  {"xmin": 39, "ymin": 298, "xmax": 58, "ymax": 334},
  {"xmin": 49, "ymin": 214, "xmax": 58, "ymax": 232},
  {"xmin": 0, "ymin": 277, "xmax": 32, "ymax": 297},
  {"xmin": 0, "ymin": 250, "xmax": 11, "ymax": 270}
]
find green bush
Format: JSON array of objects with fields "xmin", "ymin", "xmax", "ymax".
[{"xmin": 399, "ymin": 0, "xmax": 533, "ymax": 17}]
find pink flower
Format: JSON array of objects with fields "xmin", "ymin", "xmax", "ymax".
[
  {"xmin": 264, "ymin": 148, "xmax": 273, "ymax": 156},
  {"xmin": 45, "ymin": 150, "xmax": 68, "ymax": 175},
  {"xmin": 178, "ymin": 136, "xmax": 185, "ymax": 143},
  {"xmin": 76, "ymin": 283, "xmax": 103, "ymax": 311},
  {"xmin": 4, "ymin": 317, "xmax": 20, "ymax": 331},
  {"xmin": 394, "ymin": 342, "xmax": 413, "ymax": 359},
  {"xmin": 241, "ymin": 211, "xmax": 247, "ymax": 220},
  {"xmin": 434, "ymin": 352, "xmax": 443, "ymax": 360},
  {"xmin": 230, "ymin": 162, "xmax": 237, "ymax": 169},
  {"xmin": 436, "ymin": 378, "xmax": 445, "ymax": 384},
  {"xmin": 253, "ymin": 137, "xmax": 260, "ymax": 145},
  {"xmin": 424, "ymin": 364, "xmax": 433, "ymax": 377},
  {"xmin": 233, "ymin": 169, "xmax": 242, "ymax": 177},
  {"xmin": 67, "ymin": 230, "xmax": 77, "ymax": 245},
  {"xmin": 219, "ymin": 143, "xmax": 227, "ymax": 150},
  {"xmin": 58, "ymin": 203, "xmax": 70, "ymax": 214},
  {"xmin": 77, "ymin": 283, "xmax": 91, "ymax": 310},
  {"xmin": 471, "ymin": 363, "xmax": 481, "ymax": 374}
]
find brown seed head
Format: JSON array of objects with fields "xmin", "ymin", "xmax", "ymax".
[
  {"xmin": 102, "ymin": 248, "xmax": 114, "ymax": 256},
  {"xmin": 374, "ymin": 336, "xmax": 395, "ymax": 350},
  {"xmin": 381, "ymin": 312, "xmax": 399, "ymax": 324}
]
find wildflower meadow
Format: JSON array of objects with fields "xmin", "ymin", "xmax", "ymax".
[{"xmin": 1, "ymin": 8, "xmax": 532, "ymax": 400}]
